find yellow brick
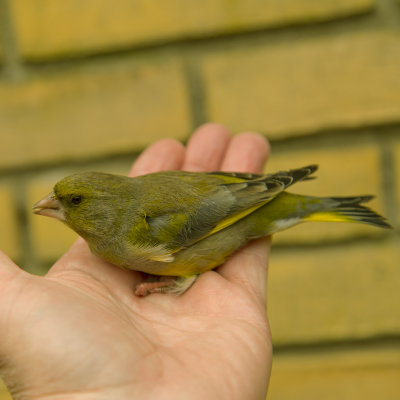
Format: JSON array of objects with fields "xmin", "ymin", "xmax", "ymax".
[
  {"xmin": 0, "ymin": 59, "xmax": 190, "ymax": 169},
  {"xmin": 394, "ymin": 140, "xmax": 400, "ymax": 226},
  {"xmin": 266, "ymin": 143, "xmax": 386, "ymax": 244},
  {"xmin": 268, "ymin": 239, "xmax": 400, "ymax": 344},
  {"xmin": 0, "ymin": 185, "xmax": 19, "ymax": 261},
  {"xmin": 268, "ymin": 345, "xmax": 400, "ymax": 400},
  {"xmin": 203, "ymin": 31, "xmax": 400, "ymax": 137},
  {"xmin": 12, "ymin": 0, "xmax": 373, "ymax": 59}
]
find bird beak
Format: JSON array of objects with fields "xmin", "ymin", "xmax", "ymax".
[{"xmin": 32, "ymin": 191, "xmax": 66, "ymax": 221}]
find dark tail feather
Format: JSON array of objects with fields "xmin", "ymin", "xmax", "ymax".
[
  {"xmin": 329, "ymin": 195, "xmax": 374, "ymax": 205},
  {"xmin": 305, "ymin": 195, "xmax": 393, "ymax": 229}
]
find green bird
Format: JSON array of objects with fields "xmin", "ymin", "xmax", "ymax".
[{"xmin": 33, "ymin": 165, "xmax": 391, "ymax": 295}]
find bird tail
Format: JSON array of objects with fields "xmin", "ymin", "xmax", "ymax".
[{"xmin": 303, "ymin": 195, "xmax": 392, "ymax": 229}]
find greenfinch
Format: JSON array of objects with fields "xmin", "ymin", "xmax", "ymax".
[{"xmin": 33, "ymin": 165, "xmax": 391, "ymax": 295}]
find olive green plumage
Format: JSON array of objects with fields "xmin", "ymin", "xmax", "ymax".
[{"xmin": 33, "ymin": 165, "xmax": 391, "ymax": 294}]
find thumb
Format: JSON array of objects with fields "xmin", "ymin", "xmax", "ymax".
[
  {"xmin": 0, "ymin": 250, "xmax": 25, "ymax": 354},
  {"xmin": 0, "ymin": 250, "xmax": 23, "ymax": 281},
  {"xmin": 0, "ymin": 254, "xmax": 21, "ymax": 398},
  {"xmin": 0, "ymin": 250, "xmax": 27, "ymax": 310}
]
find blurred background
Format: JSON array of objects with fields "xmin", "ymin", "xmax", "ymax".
[{"xmin": 0, "ymin": 0, "xmax": 399, "ymax": 398}]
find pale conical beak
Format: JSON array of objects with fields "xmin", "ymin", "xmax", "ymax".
[{"xmin": 32, "ymin": 191, "xmax": 65, "ymax": 221}]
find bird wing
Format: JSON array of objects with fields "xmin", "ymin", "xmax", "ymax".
[
  {"xmin": 201, "ymin": 164, "xmax": 318, "ymax": 239},
  {"xmin": 140, "ymin": 165, "xmax": 317, "ymax": 262}
]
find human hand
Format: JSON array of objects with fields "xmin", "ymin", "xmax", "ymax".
[{"xmin": 0, "ymin": 123, "xmax": 272, "ymax": 400}]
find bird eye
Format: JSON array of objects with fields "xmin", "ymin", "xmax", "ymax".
[{"xmin": 71, "ymin": 195, "xmax": 82, "ymax": 205}]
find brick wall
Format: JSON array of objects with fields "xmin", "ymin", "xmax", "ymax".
[{"xmin": 1, "ymin": 0, "xmax": 399, "ymax": 398}]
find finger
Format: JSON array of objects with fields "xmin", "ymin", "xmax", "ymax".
[
  {"xmin": 183, "ymin": 123, "xmax": 232, "ymax": 171},
  {"xmin": 217, "ymin": 132, "xmax": 270, "ymax": 304},
  {"xmin": 129, "ymin": 139, "xmax": 185, "ymax": 177},
  {"xmin": 221, "ymin": 132, "xmax": 270, "ymax": 173},
  {"xmin": 49, "ymin": 238, "xmax": 143, "ymax": 294},
  {"xmin": 217, "ymin": 237, "xmax": 270, "ymax": 306}
]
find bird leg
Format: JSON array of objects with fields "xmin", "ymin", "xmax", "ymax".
[{"xmin": 134, "ymin": 275, "xmax": 198, "ymax": 296}]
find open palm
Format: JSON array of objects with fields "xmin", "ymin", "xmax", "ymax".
[{"xmin": 0, "ymin": 124, "xmax": 272, "ymax": 400}]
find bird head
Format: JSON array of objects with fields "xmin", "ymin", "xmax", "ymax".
[{"xmin": 33, "ymin": 172, "xmax": 131, "ymax": 240}]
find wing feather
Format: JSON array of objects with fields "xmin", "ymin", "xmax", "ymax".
[{"xmin": 139, "ymin": 165, "xmax": 318, "ymax": 260}]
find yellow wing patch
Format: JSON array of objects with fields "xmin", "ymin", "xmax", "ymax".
[{"xmin": 198, "ymin": 201, "xmax": 267, "ymax": 242}]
